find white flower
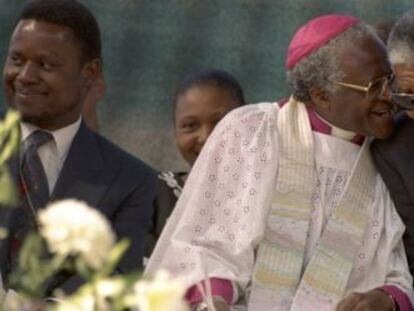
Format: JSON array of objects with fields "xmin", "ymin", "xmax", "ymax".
[
  {"xmin": 53, "ymin": 287, "xmax": 102, "ymax": 311},
  {"xmin": 53, "ymin": 278, "xmax": 125, "ymax": 311},
  {"xmin": 1, "ymin": 289, "xmax": 33, "ymax": 311},
  {"xmin": 38, "ymin": 199, "xmax": 115, "ymax": 270},
  {"xmin": 131, "ymin": 270, "xmax": 189, "ymax": 311}
]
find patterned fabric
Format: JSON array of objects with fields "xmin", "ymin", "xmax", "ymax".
[
  {"xmin": 21, "ymin": 130, "xmax": 53, "ymax": 208},
  {"xmin": 249, "ymin": 97, "xmax": 315, "ymax": 308},
  {"xmin": 250, "ymin": 98, "xmax": 377, "ymax": 310},
  {"xmin": 146, "ymin": 102, "xmax": 413, "ymax": 311},
  {"xmin": 9, "ymin": 130, "xmax": 53, "ymax": 258}
]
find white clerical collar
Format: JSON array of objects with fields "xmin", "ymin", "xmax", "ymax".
[
  {"xmin": 306, "ymin": 107, "xmax": 364, "ymax": 144},
  {"xmin": 20, "ymin": 117, "xmax": 82, "ymax": 161},
  {"xmin": 318, "ymin": 114, "xmax": 358, "ymax": 141},
  {"xmin": 278, "ymin": 99, "xmax": 364, "ymax": 144}
]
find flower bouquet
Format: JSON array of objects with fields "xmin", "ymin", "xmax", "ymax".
[
  {"xmin": 0, "ymin": 111, "xmax": 189, "ymax": 311},
  {"xmin": 3, "ymin": 200, "xmax": 190, "ymax": 311}
]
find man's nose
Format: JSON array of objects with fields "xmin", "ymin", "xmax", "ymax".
[
  {"xmin": 16, "ymin": 62, "xmax": 39, "ymax": 84},
  {"xmin": 380, "ymin": 83, "xmax": 393, "ymax": 101}
]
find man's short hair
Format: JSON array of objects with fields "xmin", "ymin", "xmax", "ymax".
[
  {"xmin": 388, "ymin": 10, "xmax": 414, "ymax": 65},
  {"xmin": 18, "ymin": 0, "xmax": 101, "ymax": 63}
]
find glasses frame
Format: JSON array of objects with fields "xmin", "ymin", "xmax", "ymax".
[
  {"xmin": 334, "ymin": 74, "xmax": 394, "ymax": 99},
  {"xmin": 390, "ymin": 92, "xmax": 414, "ymax": 110},
  {"xmin": 391, "ymin": 92, "xmax": 414, "ymax": 97}
]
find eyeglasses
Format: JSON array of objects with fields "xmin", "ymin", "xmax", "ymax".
[
  {"xmin": 334, "ymin": 74, "xmax": 394, "ymax": 100},
  {"xmin": 390, "ymin": 93, "xmax": 414, "ymax": 110}
]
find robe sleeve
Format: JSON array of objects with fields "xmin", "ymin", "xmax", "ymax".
[
  {"xmin": 145, "ymin": 103, "xmax": 280, "ymax": 297},
  {"xmin": 185, "ymin": 278, "xmax": 235, "ymax": 305},
  {"xmin": 381, "ymin": 285, "xmax": 413, "ymax": 311}
]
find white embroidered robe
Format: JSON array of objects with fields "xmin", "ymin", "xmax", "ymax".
[{"xmin": 146, "ymin": 103, "xmax": 413, "ymax": 310}]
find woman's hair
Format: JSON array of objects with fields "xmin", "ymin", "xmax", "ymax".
[{"xmin": 173, "ymin": 69, "xmax": 246, "ymax": 112}]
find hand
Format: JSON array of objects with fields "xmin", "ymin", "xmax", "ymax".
[
  {"xmin": 192, "ymin": 297, "xmax": 230, "ymax": 311},
  {"xmin": 335, "ymin": 289, "xmax": 395, "ymax": 311},
  {"xmin": 212, "ymin": 297, "xmax": 230, "ymax": 311}
]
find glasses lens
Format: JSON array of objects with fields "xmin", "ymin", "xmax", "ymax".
[
  {"xmin": 391, "ymin": 94, "xmax": 414, "ymax": 110},
  {"xmin": 367, "ymin": 76, "xmax": 389, "ymax": 100}
]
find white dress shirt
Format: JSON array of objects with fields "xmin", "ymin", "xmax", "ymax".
[{"xmin": 20, "ymin": 118, "xmax": 82, "ymax": 194}]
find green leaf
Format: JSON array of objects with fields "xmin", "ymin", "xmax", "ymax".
[
  {"xmin": 98, "ymin": 239, "xmax": 130, "ymax": 277},
  {"xmin": 75, "ymin": 257, "xmax": 94, "ymax": 280},
  {"xmin": 9, "ymin": 233, "xmax": 72, "ymax": 299},
  {"xmin": 0, "ymin": 109, "xmax": 20, "ymax": 207},
  {"xmin": 0, "ymin": 227, "xmax": 8, "ymax": 239},
  {"xmin": 0, "ymin": 164, "xmax": 19, "ymax": 207},
  {"xmin": 0, "ymin": 109, "xmax": 20, "ymax": 165}
]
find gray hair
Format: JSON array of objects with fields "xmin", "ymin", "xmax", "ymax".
[
  {"xmin": 287, "ymin": 23, "xmax": 379, "ymax": 102},
  {"xmin": 388, "ymin": 11, "xmax": 414, "ymax": 65}
]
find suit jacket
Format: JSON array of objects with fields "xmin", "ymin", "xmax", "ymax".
[
  {"xmin": 371, "ymin": 114, "xmax": 414, "ymax": 278},
  {"xmin": 0, "ymin": 121, "xmax": 157, "ymax": 294}
]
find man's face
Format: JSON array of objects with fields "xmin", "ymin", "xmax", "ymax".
[
  {"xmin": 393, "ymin": 63, "xmax": 414, "ymax": 119},
  {"xmin": 313, "ymin": 35, "xmax": 394, "ymax": 139},
  {"xmin": 3, "ymin": 19, "xmax": 94, "ymax": 130}
]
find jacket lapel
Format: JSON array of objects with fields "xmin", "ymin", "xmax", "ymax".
[{"xmin": 50, "ymin": 122, "xmax": 118, "ymax": 211}]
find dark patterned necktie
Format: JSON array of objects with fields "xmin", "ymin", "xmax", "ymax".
[
  {"xmin": 20, "ymin": 130, "xmax": 53, "ymax": 210},
  {"xmin": 9, "ymin": 130, "xmax": 53, "ymax": 260}
]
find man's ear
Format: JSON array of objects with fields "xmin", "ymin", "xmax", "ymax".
[
  {"xmin": 82, "ymin": 58, "xmax": 102, "ymax": 89},
  {"xmin": 309, "ymin": 87, "xmax": 330, "ymax": 110}
]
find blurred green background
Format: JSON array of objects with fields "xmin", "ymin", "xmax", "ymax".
[{"xmin": 0, "ymin": 0, "xmax": 412, "ymax": 171}]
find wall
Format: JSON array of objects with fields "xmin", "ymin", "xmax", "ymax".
[{"xmin": 0, "ymin": 0, "xmax": 412, "ymax": 171}]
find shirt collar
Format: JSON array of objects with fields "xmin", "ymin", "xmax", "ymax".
[
  {"xmin": 20, "ymin": 117, "xmax": 82, "ymax": 160},
  {"xmin": 277, "ymin": 99, "xmax": 364, "ymax": 145},
  {"xmin": 306, "ymin": 107, "xmax": 365, "ymax": 145}
]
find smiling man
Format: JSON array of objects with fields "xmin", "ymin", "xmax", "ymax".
[
  {"xmin": 0, "ymin": 0, "xmax": 157, "ymax": 295},
  {"xmin": 147, "ymin": 15, "xmax": 413, "ymax": 311},
  {"xmin": 372, "ymin": 10, "xmax": 414, "ymax": 282}
]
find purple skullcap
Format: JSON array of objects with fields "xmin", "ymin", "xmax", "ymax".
[{"xmin": 286, "ymin": 14, "xmax": 360, "ymax": 70}]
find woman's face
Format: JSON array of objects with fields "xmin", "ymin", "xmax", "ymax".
[{"xmin": 174, "ymin": 84, "xmax": 240, "ymax": 166}]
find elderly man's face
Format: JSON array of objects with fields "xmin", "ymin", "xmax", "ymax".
[
  {"xmin": 393, "ymin": 63, "xmax": 414, "ymax": 119},
  {"xmin": 315, "ymin": 35, "xmax": 394, "ymax": 139}
]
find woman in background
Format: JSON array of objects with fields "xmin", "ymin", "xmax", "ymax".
[{"xmin": 145, "ymin": 70, "xmax": 246, "ymax": 257}]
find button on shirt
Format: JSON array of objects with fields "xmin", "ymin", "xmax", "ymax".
[{"xmin": 20, "ymin": 118, "xmax": 82, "ymax": 194}]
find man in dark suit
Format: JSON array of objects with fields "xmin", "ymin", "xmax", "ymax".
[
  {"xmin": 0, "ymin": 0, "xmax": 157, "ymax": 294},
  {"xmin": 371, "ymin": 10, "xmax": 414, "ymax": 278}
]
